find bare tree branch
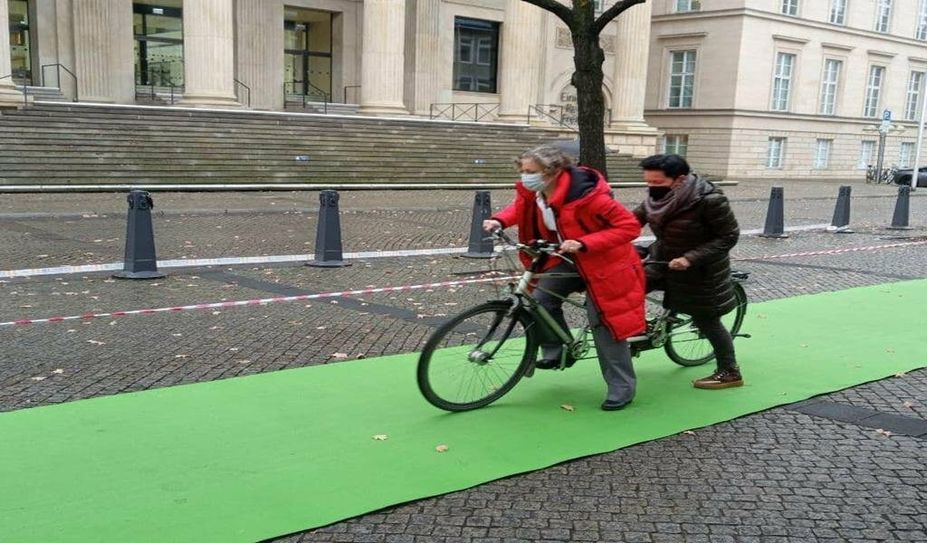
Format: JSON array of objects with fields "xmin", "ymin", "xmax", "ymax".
[
  {"xmin": 520, "ymin": 0, "xmax": 575, "ymax": 29},
  {"xmin": 592, "ymin": 0, "xmax": 647, "ymax": 34}
]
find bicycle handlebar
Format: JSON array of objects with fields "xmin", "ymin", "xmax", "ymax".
[{"xmin": 489, "ymin": 229, "xmax": 574, "ymax": 265}]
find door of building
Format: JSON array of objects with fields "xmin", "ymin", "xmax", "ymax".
[{"xmin": 284, "ymin": 9, "xmax": 332, "ymax": 101}]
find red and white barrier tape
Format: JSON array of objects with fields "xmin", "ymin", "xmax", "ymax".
[{"xmin": 2, "ymin": 239, "xmax": 925, "ymax": 328}]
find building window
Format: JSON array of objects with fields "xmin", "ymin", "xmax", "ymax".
[
  {"xmin": 819, "ymin": 59, "xmax": 841, "ymax": 115},
  {"xmin": 814, "ymin": 139, "xmax": 833, "ymax": 169},
  {"xmin": 668, "ymin": 50, "xmax": 696, "ymax": 108},
  {"xmin": 453, "ymin": 18, "xmax": 499, "ymax": 93},
  {"xmin": 863, "ymin": 65, "xmax": 884, "ymax": 118},
  {"xmin": 133, "ymin": 2, "xmax": 184, "ymax": 87},
  {"xmin": 767, "ymin": 137, "xmax": 786, "ymax": 168},
  {"xmin": 905, "ymin": 72, "xmax": 924, "ymax": 121},
  {"xmin": 663, "ymin": 135, "xmax": 689, "ymax": 157},
  {"xmin": 829, "ymin": 0, "xmax": 847, "ymax": 25},
  {"xmin": 771, "ymin": 53, "xmax": 795, "ymax": 111},
  {"xmin": 875, "ymin": 0, "xmax": 892, "ymax": 33},
  {"xmin": 859, "ymin": 140, "xmax": 876, "ymax": 169},
  {"xmin": 918, "ymin": 0, "xmax": 927, "ymax": 40},
  {"xmin": 675, "ymin": 0, "xmax": 700, "ymax": 12},
  {"xmin": 900, "ymin": 142, "xmax": 915, "ymax": 167},
  {"xmin": 781, "ymin": 0, "xmax": 799, "ymax": 16}
]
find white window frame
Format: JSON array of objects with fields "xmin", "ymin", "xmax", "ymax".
[
  {"xmin": 675, "ymin": 0, "xmax": 701, "ymax": 13},
  {"xmin": 918, "ymin": 0, "xmax": 927, "ymax": 40},
  {"xmin": 905, "ymin": 71, "xmax": 924, "ymax": 121},
  {"xmin": 829, "ymin": 0, "xmax": 847, "ymax": 25},
  {"xmin": 668, "ymin": 50, "xmax": 697, "ymax": 109},
  {"xmin": 900, "ymin": 142, "xmax": 915, "ymax": 168},
  {"xmin": 663, "ymin": 135, "xmax": 689, "ymax": 157},
  {"xmin": 864, "ymin": 65, "xmax": 885, "ymax": 118},
  {"xmin": 819, "ymin": 59, "xmax": 841, "ymax": 115},
  {"xmin": 767, "ymin": 137, "xmax": 786, "ymax": 169},
  {"xmin": 771, "ymin": 52, "xmax": 796, "ymax": 111},
  {"xmin": 781, "ymin": 0, "xmax": 799, "ymax": 16},
  {"xmin": 859, "ymin": 140, "xmax": 876, "ymax": 169},
  {"xmin": 814, "ymin": 139, "xmax": 833, "ymax": 169},
  {"xmin": 875, "ymin": 0, "xmax": 892, "ymax": 33}
]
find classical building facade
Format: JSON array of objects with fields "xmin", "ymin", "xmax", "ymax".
[
  {"xmin": 646, "ymin": 0, "xmax": 927, "ymax": 179},
  {"xmin": 0, "ymin": 0, "xmax": 658, "ymax": 157}
]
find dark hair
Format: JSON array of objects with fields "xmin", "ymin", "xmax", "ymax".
[{"xmin": 639, "ymin": 154, "xmax": 691, "ymax": 178}]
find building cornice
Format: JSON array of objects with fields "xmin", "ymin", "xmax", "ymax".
[
  {"xmin": 867, "ymin": 49, "xmax": 897, "ymax": 58},
  {"xmin": 644, "ymin": 108, "xmax": 921, "ymax": 127},
  {"xmin": 652, "ymin": 8, "xmax": 927, "ymax": 51},
  {"xmin": 655, "ymin": 31, "xmax": 708, "ymax": 40},
  {"xmin": 772, "ymin": 34, "xmax": 810, "ymax": 44},
  {"xmin": 821, "ymin": 42, "xmax": 854, "ymax": 51}
]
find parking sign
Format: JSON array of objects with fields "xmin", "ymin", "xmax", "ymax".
[{"xmin": 883, "ymin": 109, "xmax": 892, "ymax": 121}]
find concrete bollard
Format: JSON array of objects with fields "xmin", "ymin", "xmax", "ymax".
[
  {"xmin": 759, "ymin": 186, "xmax": 788, "ymax": 238},
  {"xmin": 887, "ymin": 185, "xmax": 914, "ymax": 230},
  {"xmin": 308, "ymin": 190, "xmax": 350, "ymax": 267},
  {"xmin": 462, "ymin": 191, "xmax": 494, "ymax": 259},
  {"xmin": 113, "ymin": 190, "xmax": 165, "ymax": 279},
  {"xmin": 828, "ymin": 185, "xmax": 854, "ymax": 234}
]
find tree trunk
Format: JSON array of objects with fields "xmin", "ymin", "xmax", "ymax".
[{"xmin": 571, "ymin": 23, "xmax": 608, "ymax": 177}]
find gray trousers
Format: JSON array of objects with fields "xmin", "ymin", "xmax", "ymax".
[{"xmin": 533, "ymin": 263, "xmax": 636, "ymax": 404}]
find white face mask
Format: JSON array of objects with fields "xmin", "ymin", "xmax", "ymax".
[{"xmin": 520, "ymin": 172, "xmax": 546, "ymax": 192}]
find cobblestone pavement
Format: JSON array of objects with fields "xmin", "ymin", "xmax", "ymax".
[{"xmin": 1, "ymin": 178, "xmax": 926, "ymax": 542}]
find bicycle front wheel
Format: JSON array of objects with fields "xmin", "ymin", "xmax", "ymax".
[
  {"xmin": 664, "ymin": 282, "xmax": 747, "ymax": 367},
  {"xmin": 417, "ymin": 301, "xmax": 538, "ymax": 412}
]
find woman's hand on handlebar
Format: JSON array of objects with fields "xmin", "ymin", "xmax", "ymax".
[
  {"xmin": 482, "ymin": 219, "xmax": 502, "ymax": 232},
  {"xmin": 558, "ymin": 239, "xmax": 584, "ymax": 254}
]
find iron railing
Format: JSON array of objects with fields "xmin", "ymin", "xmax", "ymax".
[
  {"xmin": 234, "ymin": 79, "xmax": 251, "ymax": 108},
  {"xmin": 527, "ymin": 104, "xmax": 612, "ymax": 131},
  {"xmin": 39, "ymin": 63, "xmax": 79, "ymax": 102},
  {"xmin": 429, "ymin": 103, "xmax": 499, "ymax": 122},
  {"xmin": 284, "ymin": 81, "xmax": 331, "ymax": 113},
  {"xmin": 135, "ymin": 81, "xmax": 183, "ymax": 105}
]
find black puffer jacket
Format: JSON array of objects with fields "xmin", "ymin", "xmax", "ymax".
[{"xmin": 633, "ymin": 175, "xmax": 740, "ymax": 317}]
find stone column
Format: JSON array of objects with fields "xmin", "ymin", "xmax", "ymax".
[
  {"xmin": 72, "ymin": 0, "xmax": 117, "ymax": 102},
  {"xmin": 406, "ymin": 0, "xmax": 441, "ymax": 115},
  {"xmin": 610, "ymin": 1, "xmax": 652, "ymax": 129},
  {"xmin": 235, "ymin": 0, "xmax": 283, "ymax": 110},
  {"xmin": 497, "ymin": 0, "xmax": 543, "ymax": 122},
  {"xmin": 181, "ymin": 0, "xmax": 240, "ymax": 107},
  {"xmin": 359, "ymin": 0, "xmax": 408, "ymax": 115},
  {"xmin": 0, "ymin": 0, "xmax": 24, "ymax": 106}
]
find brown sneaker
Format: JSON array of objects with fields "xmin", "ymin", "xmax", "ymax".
[{"xmin": 693, "ymin": 367, "xmax": 743, "ymax": 389}]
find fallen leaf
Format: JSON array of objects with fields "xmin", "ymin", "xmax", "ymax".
[
  {"xmin": 331, "ymin": 353, "xmax": 349, "ymax": 359},
  {"xmin": 875, "ymin": 428, "xmax": 893, "ymax": 437},
  {"xmin": 903, "ymin": 401, "xmax": 916, "ymax": 409},
  {"xmin": 372, "ymin": 434, "xmax": 388, "ymax": 441},
  {"xmin": 87, "ymin": 340, "xmax": 106, "ymax": 346},
  {"xmin": 895, "ymin": 372, "xmax": 908, "ymax": 378},
  {"xmin": 560, "ymin": 404, "xmax": 575, "ymax": 412},
  {"xmin": 31, "ymin": 376, "xmax": 46, "ymax": 381},
  {"xmin": 435, "ymin": 444, "xmax": 449, "ymax": 453},
  {"xmin": 683, "ymin": 430, "xmax": 696, "ymax": 435},
  {"xmin": 52, "ymin": 369, "xmax": 64, "ymax": 374},
  {"xmin": 174, "ymin": 354, "xmax": 190, "ymax": 359}
]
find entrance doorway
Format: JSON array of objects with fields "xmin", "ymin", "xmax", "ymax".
[
  {"xmin": 284, "ymin": 8, "xmax": 332, "ymax": 101},
  {"xmin": 133, "ymin": 1, "xmax": 183, "ymax": 87},
  {"xmin": 9, "ymin": 0, "xmax": 32, "ymax": 85}
]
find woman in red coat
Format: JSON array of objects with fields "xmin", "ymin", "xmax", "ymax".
[{"xmin": 483, "ymin": 145, "xmax": 646, "ymax": 411}]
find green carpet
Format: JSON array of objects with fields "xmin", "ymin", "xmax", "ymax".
[{"xmin": 1, "ymin": 280, "xmax": 925, "ymax": 543}]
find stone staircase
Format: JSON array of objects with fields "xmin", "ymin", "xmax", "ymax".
[
  {"xmin": 0, "ymin": 102, "xmax": 645, "ymax": 187},
  {"xmin": 16, "ymin": 86, "xmax": 69, "ymax": 102}
]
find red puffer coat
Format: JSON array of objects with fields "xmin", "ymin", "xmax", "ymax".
[{"xmin": 492, "ymin": 166, "xmax": 646, "ymax": 340}]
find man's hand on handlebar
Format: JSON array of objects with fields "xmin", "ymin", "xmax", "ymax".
[{"xmin": 668, "ymin": 256, "xmax": 692, "ymax": 271}]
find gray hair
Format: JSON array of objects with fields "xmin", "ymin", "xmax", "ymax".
[{"xmin": 515, "ymin": 145, "xmax": 574, "ymax": 174}]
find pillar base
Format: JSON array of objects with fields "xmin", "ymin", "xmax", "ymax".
[
  {"xmin": 0, "ymin": 86, "xmax": 25, "ymax": 108},
  {"xmin": 178, "ymin": 93, "xmax": 242, "ymax": 108},
  {"xmin": 358, "ymin": 104, "xmax": 409, "ymax": 116}
]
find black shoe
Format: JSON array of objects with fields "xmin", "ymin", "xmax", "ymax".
[
  {"xmin": 535, "ymin": 355, "xmax": 576, "ymax": 370},
  {"xmin": 601, "ymin": 399, "xmax": 631, "ymax": 411}
]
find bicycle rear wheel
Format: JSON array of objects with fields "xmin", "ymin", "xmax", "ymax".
[
  {"xmin": 417, "ymin": 300, "xmax": 538, "ymax": 411},
  {"xmin": 664, "ymin": 282, "xmax": 747, "ymax": 367}
]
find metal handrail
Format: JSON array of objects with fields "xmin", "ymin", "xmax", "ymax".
[
  {"xmin": 528, "ymin": 104, "xmax": 577, "ymax": 130},
  {"xmin": 284, "ymin": 81, "xmax": 330, "ymax": 113},
  {"xmin": 39, "ymin": 63, "xmax": 79, "ymax": 102},
  {"xmin": 233, "ymin": 78, "xmax": 251, "ymax": 108},
  {"xmin": 429, "ymin": 102, "xmax": 499, "ymax": 122},
  {"xmin": 343, "ymin": 85, "xmax": 361, "ymax": 104},
  {"xmin": 0, "ymin": 74, "xmax": 29, "ymax": 106},
  {"xmin": 135, "ymin": 80, "xmax": 183, "ymax": 105}
]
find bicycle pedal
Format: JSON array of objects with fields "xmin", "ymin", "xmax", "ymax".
[{"xmin": 734, "ymin": 333, "xmax": 752, "ymax": 339}]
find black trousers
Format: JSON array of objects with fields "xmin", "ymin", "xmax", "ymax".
[{"xmin": 645, "ymin": 265, "xmax": 738, "ymax": 371}]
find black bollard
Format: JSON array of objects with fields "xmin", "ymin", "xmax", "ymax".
[
  {"xmin": 308, "ymin": 190, "xmax": 350, "ymax": 267},
  {"xmin": 759, "ymin": 186, "xmax": 788, "ymax": 238},
  {"xmin": 462, "ymin": 191, "xmax": 494, "ymax": 259},
  {"xmin": 828, "ymin": 185, "xmax": 853, "ymax": 233},
  {"xmin": 113, "ymin": 190, "xmax": 165, "ymax": 280},
  {"xmin": 887, "ymin": 185, "xmax": 914, "ymax": 230}
]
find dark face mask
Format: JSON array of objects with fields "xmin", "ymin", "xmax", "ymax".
[{"xmin": 648, "ymin": 186, "xmax": 672, "ymax": 200}]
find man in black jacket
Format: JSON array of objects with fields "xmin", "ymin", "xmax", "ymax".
[{"xmin": 633, "ymin": 154, "xmax": 743, "ymax": 389}]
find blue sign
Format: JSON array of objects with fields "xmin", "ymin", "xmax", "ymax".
[{"xmin": 883, "ymin": 109, "xmax": 892, "ymax": 121}]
